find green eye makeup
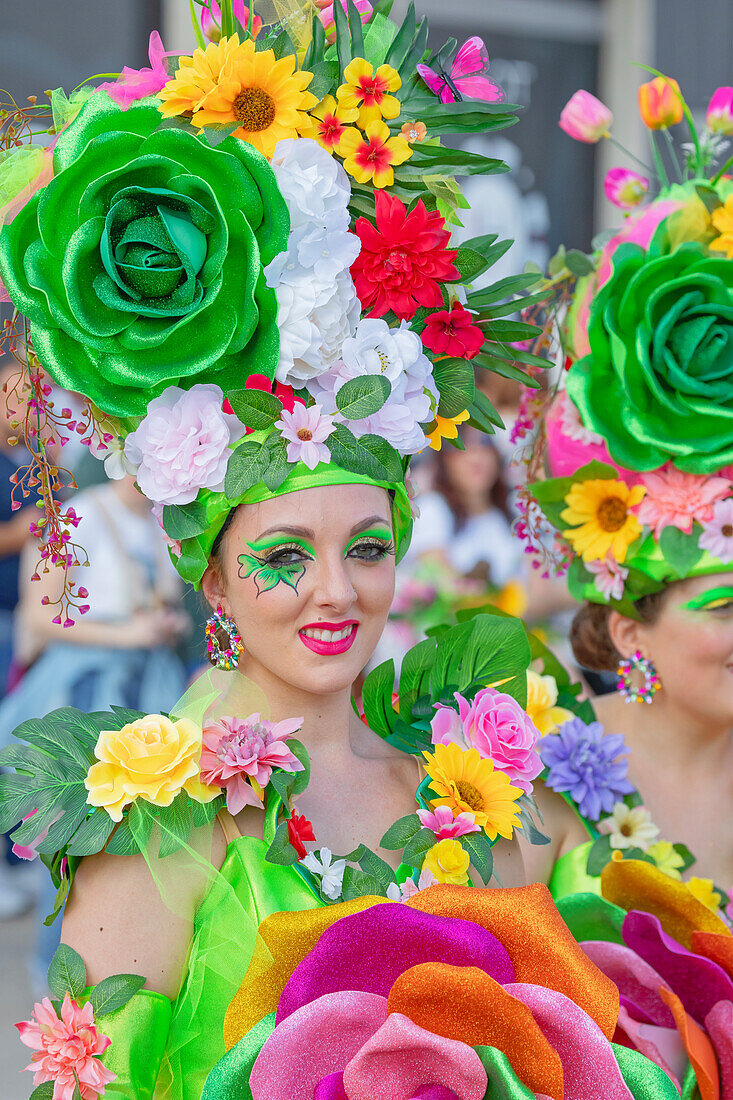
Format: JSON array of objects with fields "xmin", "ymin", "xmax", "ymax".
[
  {"xmin": 344, "ymin": 527, "xmax": 393, "ymax": 556},
  {"xmin": 681, "ymin": 586, "xmax": 733, "ymax": 611},
  {"xmin": 238, "ymin": 535, "xmax": 315, "ymax": 597}
]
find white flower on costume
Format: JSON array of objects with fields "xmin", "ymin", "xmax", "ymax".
[
  {"xmin": 302, "ymin": 847, "xmax": 347, "ymax": 900},
  {"xmin": 95, "ymin": 433, "xmax": 134, "ymax": 480},
  {"xmin": 599, "ymin": 802, "xmax": 660, "ymax": 851},
  {"xmin": 276, "ymin": 403, "xmax": 336, "ymax": 470},
  {"xmin": 269, "ymin": 138, "xmax": 353, "ymax": 227},
  {"xmin": 308, "ymin": 318, "xmax": 438, "ymax": 454}
]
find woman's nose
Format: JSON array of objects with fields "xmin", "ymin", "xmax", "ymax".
[{"xmin": 312, "ymin": 556, "xmax": 357, "ymax": 611}]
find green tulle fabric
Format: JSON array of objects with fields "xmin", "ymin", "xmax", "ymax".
[
  {"xmin": 567, "ymin": 235, "xmax": 733, "ymax": 474},
  {"xmin": 0, "ymin": 91, "xmax": 289, "ymax": 417}
]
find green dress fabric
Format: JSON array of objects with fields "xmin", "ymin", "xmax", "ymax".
[{"xmin": 548, "ymin": 839, "xmax": 602, "ymax": 900}]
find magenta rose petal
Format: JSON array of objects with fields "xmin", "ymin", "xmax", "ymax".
[
  {"xmin": 314, "ymin": 1072, "xmax": 349, "ymax": 1100},
  {"xmin": 705, "ymin": 1001, "xmax": 733, "ymax": 1098},
  {"xmin": 341, "ymin": 1013, "xmax": 487, "ymax": 1100},
  {"xmin": 250, "ymin": 991, "xmax": 389, "ymax": 1100},
  {"xmin": 276, "ymin": 903, "xmax": 515, "ymax": 1023},
  {"xmin": 581, "ymin": 940, "xmax": 675, "ymax": 1027},
  {"xmin": 505, "ymin": 983, "xmax": 633, "ymax": 1100},
  {"xmin": 622, "ymin": 910, "xmax": 733, "ymax": 1025}
]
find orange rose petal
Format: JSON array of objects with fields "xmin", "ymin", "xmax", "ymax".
[
  {"xmin": 387, "ymin": 961, "xmax": 564, "ymax": 1100},
  {"xmin": 406, "ymin": 883, "xmax": 618, "ymax": 1039},
  {"xmin": 223, "ymin": 895, "xmax": 387, "ymax": 1049},
  {"xmin": 601, "ymin": 858, "xmax": 731, "ymax": 951},
  {"xmin": 691, "ymin": 931, "xmax": 733, "ymax": 981},
  {"xmin": 659, "ymin": 986, "xmax": 720, "ymax": 1100}
]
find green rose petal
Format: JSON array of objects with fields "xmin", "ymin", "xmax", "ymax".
[
  {"xmin": 567, "ymin": 236, "xmax": 733, "ymax": 473},
  {"xmin": 0, "ymin": 91, "xmax": 290, "ymax": 417}
]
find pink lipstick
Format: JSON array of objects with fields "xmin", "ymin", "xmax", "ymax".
[{"xmin": 298, "ymin": 620, "xmax": 359, "ymax": 655}]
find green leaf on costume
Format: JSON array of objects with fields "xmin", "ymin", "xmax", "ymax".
[
  {"xmin": 467, "ymin": 270, "xmax": 540, "ymax": 308},
  {"xmin": 672, "ymin": 843, "xmax": 696, "ymax": 873},
  {"xmin": 480, "ymin": 319, "xmax": 538, "ymax": 343},
  {"xmin": 327, "ymin": 424, "xmax": 393, "ymax": 481},
  {"xmin": 429, "ymin": 614, "xmax": 531, "ymax": 706},
  {"xmin": 586, "ymin": 834, "xmax": 614, "ymax": 876},
  {"xmin": 47, "ymin": 943, "xmax": 87, "ymax": 1002},
  {"xmin": 335, "ymin": 375, "xmax": 391, "ymax": 419},
  {"xmin": 29, "ymin": 1083, "xmax": 55, "ymax": 1100},
  {"xmin": 362, "ymin": 659, "xmax": 397, "ymax": 739},
  {"xmin": 262, "ymin": 432, "xmax": 291, "ymax": 492},
  {"xmin": 341, "ymin": 864, "xmax": 384, "ymax": 900},
  {"xmin": 225, "ymin": 438, "xmax": 270, "ymax": 499},
  {"xmin": 105, "ymin": 801, "xmax": 153, "ymax": 856},
  {"xmin": 201, "ymin": 122, "xmax": 241, "ymax": 147},
  {"xmin": 191, "ymin": 794, "xmax": 225, "ymax": 829},
  {"xmin": 302, "ymin": 13, "xmax": 326, "ymax": 71},
  {"xmin": 659, "ymin": 526, "xmax": 704, "ymax": 577},
  {"xmin": 398, "ymin": 637, "xmax": 436, "ymax": 720},
  {"xmin": 384, "ymin": 0, "xmax": 416, "ymax": 69},
  {"xmin": 162, "ymin": 500, "xmax": 209, "ymax": 541},
  {"xmin": 358, "ymin": 847, "xmax": 395, "ymax": 892},
  {"xmin": 89, "ymin": 973, "xmax": 146, "ymax": 1017},
  {"xmin": 380, "ymin": 812, "xmax": 422, "ymax": 850},
  {"xmin": 454, "ymin": 246, "xmax": 491, "ymax": 282},
  {"xmin": 156, "ymin": 797, "xmax": 193, "ymax": 859},
  {"xmin": 265, "ymin": 819, "xmax": 300, "ymax": 866},
  {"xmin": 66, "ymin": 810, "xmax": 116, "ymax": 857},
  {"xmin": 402, "ymin": 826, "xmax": 436, "ymax": 869},
  {"xmin": 466, "ymin": 390, "xmax": 502, "ymax": 434},
  {"xmin": 474, "ymin": 352, "xmax": 541, "ymax": 388},
  {"xmin": 432, "ymin": 357, "xmax": 475, "ymax": 418},
  {"xmin": 34, "ymin": 803, "xmax": 91, "ymax": 855},
  {"xmin": 333, "ymin": 0, "xmax": 353, "ymax": 76},
  {"xmin": 460, "ymin": 832, "xmax": 494, "ymax": 884},
  {"xmin": 227, "ymin": 387, "xmax": 283, "ymax": 431},
  {"xmin": 346, "ymin": 0, "xmax": 366, "ymax": 57},
  {"xmin": 565, "ymin": 249, "xmax": 595, "ymax": 277}
]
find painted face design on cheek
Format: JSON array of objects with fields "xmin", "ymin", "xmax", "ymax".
[
  {"xmin": 238, "ymin": 536, "xmax": 313, "ymax": 598},
  {"xmin": 680, "ymin": 585, "xmax": 733, "ymax": 613}
]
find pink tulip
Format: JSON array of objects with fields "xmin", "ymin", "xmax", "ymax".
[
  {"xmin": 559, "ymin": 90, "xmax": 612, "ymax": 143},
  {"xmin": 706, "ymin": 86, "xmax": 733, "ymax": 135},
  {"xmin": 201, "ymin": 0, "xmax": 262, "ymax": 42},
  {"xmin": 318, "ymin": 0, "xmax": 373, "ymax": 41},
  {"xmin": 604, "ymin": 167, "xmax": 649, "ymax": 209}
]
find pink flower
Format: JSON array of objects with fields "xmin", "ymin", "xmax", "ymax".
[
  {"xmin": 276, "ymin": 403, "xmax": 336, "ymax": 471},
  {"xmin": 201, "ymin": 0, "xmax": 262, "ymax": 42},
  {"xmin": 604, "ymin": 167, "xmax": 649, "ymax": 209},
  {"xmin": 707, "ymin": 86, "xmax": 733, "ymax": 135},
  {"xmin": 585, "ymin": 554, "xmax": 629, "ymax": 602},
  {"xmin": 124, "ymin": 384, "xmax": 243, "ymax": 506},
  {"xmin": 559, "ymin": 90, "xmax": 612, "ymax": 143},
  {"xmin": 16, "ymin": 992, "xmax": 116, "ymax": 1100},
  {"xmin": 386, "ymin": 867, "xmax": 437, "ymax": 901},
  {"xmin": 430, "ymin": 703, "xmax": 467, "ymax": 748},
  {"xmin": 11, "ymin": 808, "xmax": 63, "ymax": 861},
  {"xmin": 636, "ymin": 464, "xmax": 730, "ymax": 538},
  {"xmin": 318, "ymin": 0, "xmax": 372, "ymax": 40},
  {"xmin": 200, "ymin": 713, "xmax": 304, "ymax": 816},
  {"xmin": 417, "ymin": 804, "xmax": 480, "ymax": 840},
  {"xmin": 98, "ymin": 31, "xmax": 170, "ymax": 110},
  {"xmin": 699, "ymin": 498, "xmax": 733, "ymax": 563},
  {"xmin": 433, "ymin": 688, "xmax": 542, "ymax": 794}
]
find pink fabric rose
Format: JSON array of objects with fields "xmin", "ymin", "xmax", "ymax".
[
  {"xmin": 200, "ymin": 713, "xmax": 304, "ymax": 816},
  {"xmin": 433, "ymin": 688, "xmax": 542, "ymax": 794},
  {"xmin": 16, "ymin": 992, "xmax": 116, "ymax": 1100},
  {"xmin": 124, "ymin": 384, "xmax": 243, "ymax": 506},
  {"xmin": 559, "ymin": 90, "xmax": 612, "ymax": 143}
]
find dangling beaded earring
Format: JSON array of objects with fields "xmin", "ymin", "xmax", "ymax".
[
  {"xmin": 205, "ymin": 606, "xmax": 244, "ymax": 671},
  {"xmin": 616, "ymin": 650, "xmax": 660, "ymax": 704}
]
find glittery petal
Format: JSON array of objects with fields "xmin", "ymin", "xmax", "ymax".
[
  {"xmin": 615, "ymin": 1004, "xmax": 685, "ymax": 1088},
  {"xmin": 249, "ymin": 990, "xmax": 389, "ymax": 1099},
  {"xmin": 692, "ymin": 933, "xmax": 733, "ymax": 982},
  {"xmin": 581, "ymin": 940, "xmax": 675, "ymax": 1027},
  {"xmin": 505, "ymin": 982, "xmax": 633, "ymax": 1100},
  {"xmin": 705, "ymin": 1002, "xmax": 733, "ymax": 1100},
  {"xmin": 407, "ymin": 883, "xmax": 619, "ymax": 1040},
  {"xmin": 314, "ymin": 1072, "xmax": 348, "ymax": 1100},
  {"xmin": 659, "ymin": 986, "xmax": 720, "ymax": 1100},
  {"xmin": 276, "ymin": 902, "xmax": 515, "ymax": 1023},
  {"xmin": 622, "ymin": 910, "xmax": 733, "ymax": 1025},
  {"xmin": 386, "ymin": 961, "xmax": 564, "ymax": 1100},
  {"xmin": 342, "ymin": 1012, "xmax": 488, "ymax": 1100}
]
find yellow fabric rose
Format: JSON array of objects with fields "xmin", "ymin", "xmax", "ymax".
[
  {"xmin": 423, "ymin": 838, "xmax": 470, "ymax": 885},
  {"xmin": 525, "ymin": 670, "xmax": 574, "ymax": 736},
  {"xmin": 84, "ymin": 714, "xmax": 220, "ymax": 821},
  {"xmin": 686, "ymin": 876, "xmax": 722, "ymax": 913}
]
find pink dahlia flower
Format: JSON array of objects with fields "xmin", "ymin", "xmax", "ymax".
[
  {"xmin": 417, "ymin": 804, "xmax": 480, "ymax": 840},
  {"xmin": 636, "ymin": 464, "xmax": 730, "ymax": 538},
  {"xmin": 432, "ymin": 688, "xmax": 542, "ymax": 794},
  {"xmin": 275, "ymin": 403, "xmax": 335, "ymax": 471},
  {"xmin": 200, "ymin": 713, "xmax": 304, "ymax": 816},
  {"xmin": 698, "ymin": 498, "xmax": 733, "ymax": 563},
  {"xmin": 559, "ymin": 90, "xmax": 612, "ymax": 143},
  {"xmin": 16, "ymin": 993, "xmax": 116, "ymax": 1100}
]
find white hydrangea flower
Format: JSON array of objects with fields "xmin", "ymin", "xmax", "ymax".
[
  {"xmin": 302, "ymin": 847, "xmax": 347, "ymax": 901},
  {"xmin": 270, "ymin": 138, "xmax": 353, "ymax": 227}
]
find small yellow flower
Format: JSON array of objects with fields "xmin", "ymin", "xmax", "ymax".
[
  {"xmin": 423, "ymin": 741, "xmax": 523, "ymax": 842},
  {"xmin": 561, "ymin": 478, "xmax": 646, "ymax": 563},
  {"xmin": 647, "ymin": 840, "xmax": 685, "ymax": 880},
  {"xmin": 525, "ymin": 670, "xmax": 574, "ymax": 736},
  {"xmin": 423, "ymin": 838, "xmax": 470, "ymax": 885},
  {"xmin": 85, "ymin": 715, "xmax": 219, "ymax": 821},
  {"xmin": 337, "ymin": 57, "xmax": 401, "ymax": 128},
  {"xmin": 686, "ymin": 876, "xmax": 722, "ymax": 912},
  {"xmin": 310, "ymin": 94, "xmax": 358, "ymax": 155},
  {"xmin": 338, "ymin": 120, "xmax": 412, "ymax": 189},
  {"xmin": 427, "ymin": 410, "xmax": 470, "ymax": 451},
  {"xmin": 710, "ymin": 195, "xmax": 733, "ymax": 260},
  {"xmin": 401, "ymin": 120, "xmax": 427, "ymax": 143},
  {"xmin": 492, "ymin": 579, "xmax": 528, "ymax": 618}
]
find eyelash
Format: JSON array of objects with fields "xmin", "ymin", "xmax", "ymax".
[
  {"xmin": 346, "ymin": 537, "xmax": 395, "ymax": 562},
  {"xmin": 254, "ymin": 537, "xmax": 394, "ymax": 568},
  {"xmin": 256, "ymin": 543, "xmax": 312, "ymax": 569},
  {"xmin": 706, "ymin": 600, "xmax": 733, "ymax": 613}
]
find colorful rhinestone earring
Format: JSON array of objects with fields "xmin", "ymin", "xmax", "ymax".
[
  {"xmin": 616, "ymin": 650, "xmax": 660, "ymax": 704},
  {"xmin": 205, "ymin": 606, "xmax": 244, "ymax": 671}
]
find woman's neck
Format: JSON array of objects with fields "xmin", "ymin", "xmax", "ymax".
[{"xmin": 604, "ymin": 690, "xmax": 733, "ymax": 771}]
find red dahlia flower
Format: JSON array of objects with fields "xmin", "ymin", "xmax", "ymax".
[
  {"xmin": 351, "ymin": 191, "xmax": 458, "ymax": 320},
  {"xmin": 422, "ymin": 303, "xmax": 485, "ymax": 359}
]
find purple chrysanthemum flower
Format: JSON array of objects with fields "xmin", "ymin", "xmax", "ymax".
[{"xmin": 539, "ymin": 717, "xmax": 634, "ymax": 822}]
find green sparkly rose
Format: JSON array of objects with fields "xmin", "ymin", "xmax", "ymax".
[
  {"xmin": 566, "ymin": 236, "xmax": 733, "ymax": 473},
  {"xmin": 0, "ymin": 92, "xmax": 289, "ymax": 416}
]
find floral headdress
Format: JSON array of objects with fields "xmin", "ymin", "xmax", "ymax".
[
  {"xmin": 0, "ymin": 0, "xmax": 544, "ymax": 617},
  {"xmin": 516, "ymin": 75, "xmax": 733, "ymax": 613}
]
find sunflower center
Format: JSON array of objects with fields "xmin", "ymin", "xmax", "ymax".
[
  {"xmin": 297, "ymin": 428, "xmax": 313, "ymax": 441},
  {"xmin": 723, "ymin": 524, "xmax": 733, "ymax": 537},
  {"xmin": 597, "ymin": 497, "xmax": 628, "ymax": 532},
  {"xmin": 233, "ymin": 88, "xmax": 276, "ymax": 131},
  {"xmin": 454, "ymin": 780, "xmax": 484, "ymax": 813}
]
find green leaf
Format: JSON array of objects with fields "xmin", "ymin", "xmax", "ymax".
[
  {"xmin": 29, "ymin": 1084, "xmax": 55, "ymax": 1100},
  {"xmin": 460, "ymin": 831, "xmax": 494, "ymax": 884},
  {"xmin": 454, "ymin": 246, "xmax": 491, "ymax": 283},
  {"xmin": 156, "ymin": 797, "xmax": 193, "ymax": 859},
  {"xmin": 346, "ymin": 0, "xmax": 365, "ymax": 57},
  {"xmin": 341, "ymin": 864, "xmax": 383, "ymax": 901},
  {"xmin": 287, "ymin": 739, "xmax": 311, "ymax": 799},
  {"xmin": 466, "ymin": 391, "xmax": 502, "ymax": 434},
  {"xmin": 227, "ymin": 388, "xmax": 283, "ymax": 430},
  {"xmin": 225, "ymin": 438, "xmax": 270, "ymax": 499},
  {"xmin": 565, "ymin": 249, "xmax": 595, "ymax": 276},
  {"xmin": 162, "ymin": 500, "xmax": 210, "ymax": 541},
  {"xmin": 480, "ymin": 319, "xmax": 538, "ymax": 342},
  {"xmin": 380, "ymin": 812, "xmax": 422, "ymax": 850},
  {"xmin": 402, "ymin": 826, "xmax": 436, "ymax": 869},
  {"xmin": 265, "ymin": 819, "xmax": 299, "ymax": 866},
  {"xmin": 362, "ymin": 659, "xmax": 397, "ymax": 738},
  {"xmin": 262, "ymin": 432, "xmax": 291, "ymax": 492},
  {"xmin": 430, "ymin": 614, "xmax": 531, "ymax": 705},
  {"xmin": 659, "ymin": 526, "xmax": 704, "ymax": 577},
  {"xmin": 475, "ymin": 353, "xmax": 542, "ymax": 388},
  {"xmin": 105, "ymin": 802, "xmax": 153, "ymax": 856},
  {"xmin": 327, "ymin": 424, "xmax": 391, "ymax": 481},
  {"xmin": 357, "ymin": 435, "xmax": 404, "ymax": 482},
  {"xmin": 66, "ymin": 810, "xmax": 116, "ymax": 857},
  {"xmin": 201, "ymin": 122, "xmax": 241, "ymax": 147},
  {"xmin": 358, "ymin": 847, "xmax": 395, "ymax": 892},
  {"xmin": 0, "ymin": 742, "xmax": 72, "ymax": 781},
  {"xmin": 396, "ymin": 16, "xmax": 428, "ymax": 80},
  {"xmin": 399, "ymin": 144, "xmax": 509, "ymax": 179},
  {"xmin": 672, "ymin": 843, "xmax": 696, "ymax": 873},
  {"xmin": 586, "ymin": 834, "xmax": 614, "ymax": 876},
  {"xmin": 47, "ymin": 943, "xmax": 87, "ymax": 1001},
  {"xmin": 303, "ymin": 12, "xmax": 326, "ymax": 71},
  {"xmin": 432, "ymin": 357, "xmax": 475, "ymax": 418},
  {"xmin": 35, "ymin": 802, "xmax": 91, "ymax": 855},
  {"xmin": 191, "ymin": 794, "xmax": 225, "ymax": 828},
  {"xmin": 398, "ymin": 637, "xmax": 436, "ymax": 719},
  {"xmin": 384, "ymin": 0, "xmax": 416, "ymax": 69},
  {"xmin": 333, "ymin": 0, "xmax": 352, "ymax": 76},
  {"xmin": 335, "ymin": 375, "xmax": 391, "ymax": 419},
  {"xmin": 89, "ymin": 973, "xmax": 146, "ymax": 1017}
]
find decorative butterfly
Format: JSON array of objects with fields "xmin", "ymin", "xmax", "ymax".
[
  {"xmin": 238, "ymin": 553, "xmax": 305, "ymax": 597},
  {"xmin": 416, "ymin": 37, "xmax": 505, "ymax": 105}
]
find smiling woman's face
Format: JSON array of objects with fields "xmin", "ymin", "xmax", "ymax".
[{"xmin": 202, "ymin": 483, "xmax": 396, "ymax": 697}]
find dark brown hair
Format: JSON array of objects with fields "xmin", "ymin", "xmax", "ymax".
[
  {"xmin": 433, "ymin": 439, "xmax": 511, "ymax": 531},
  {"xmin": 570, "ymin": 591, "xmax": 667, "ymax": 670}
]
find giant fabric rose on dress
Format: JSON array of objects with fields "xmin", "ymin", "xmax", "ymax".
[
  {"xmin": 202, "ymin": 884, "xmax": 677, "ymax": 1100},
  {"xmin": 0, "ymin": 91, "xmax": 289, "ymax": 416}
]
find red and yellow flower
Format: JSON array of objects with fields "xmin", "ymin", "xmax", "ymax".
[
  {"xmin": 337, "ymin": 57, "xmax": 401, "ymax": 127},
  {"xmin": 310, "ymin": 94, "xmax": 358, "ymax": 154},
  {"xmin": 638, "ymin": 76, "xmax": 683, "ymax": 130},
  {"xmin": 339, "ymin": 120, "xmax": 411, "ymax": 189}
]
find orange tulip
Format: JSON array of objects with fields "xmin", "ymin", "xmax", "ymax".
[{"xmin": 638, "ymin": 76, "xmax": 683, "ymax": 129}]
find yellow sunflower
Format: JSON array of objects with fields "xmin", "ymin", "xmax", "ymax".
[
  {"xmin": 158, "ymin": 35, "xmax": 317, "ymax": 158},
  {"xmin": 422, "ymin": 742, "xmax": 523, "ymax": 842},
  {"xmin": 561, "ymin": 478, "xmax": 645, "ymax": 563}
]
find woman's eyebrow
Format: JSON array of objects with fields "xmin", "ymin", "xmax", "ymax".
[
  {"xmin": 349, "ymin": 515, "xmax": 392, "ymax": 535},
  {"xmin": 255, "ymin": 524, "xmax": 315, "ymax": 539}
]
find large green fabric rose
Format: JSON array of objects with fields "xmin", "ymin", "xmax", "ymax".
[
  {"xmin": 566, "ymin": 235, "xmax": 733, "ymax": 473},
  {"xmin": 0, "ymin": 92, "xmax": 289, "ymax": 416}
]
